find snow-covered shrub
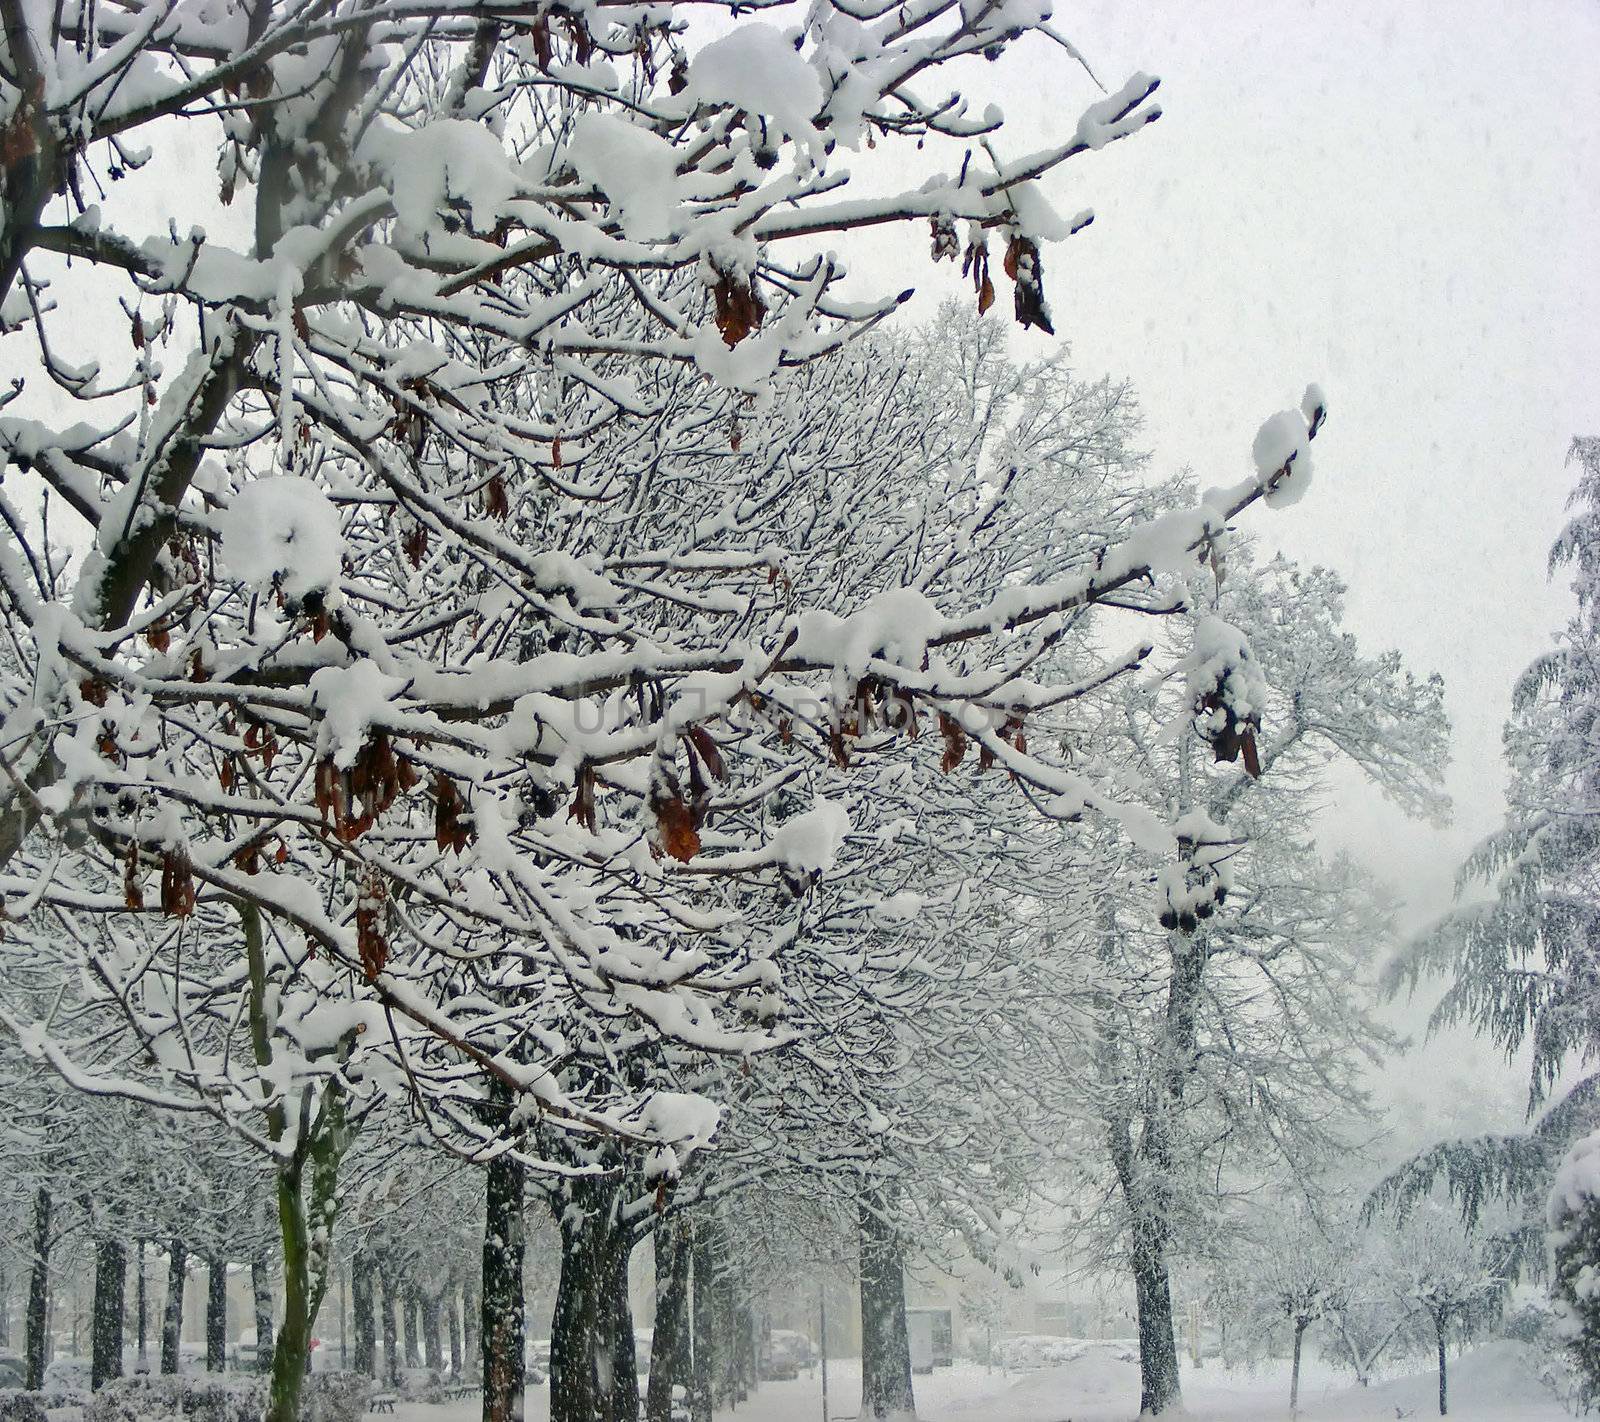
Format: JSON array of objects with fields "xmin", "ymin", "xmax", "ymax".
[
  {"xmin": 0, "ymin": 1392, "xmax": 81, "ymax": 1415},
  {"xmin": 303, "ymin": 1371, "xmax": 373, "ymax": 1422},
  {"xmin": 0, "ymin": 1391, "xmax": 49, "ymax": 1422},
  {"xmin": 84, "ymin": 1375, "xmax": 265, "ymax": 1422}
]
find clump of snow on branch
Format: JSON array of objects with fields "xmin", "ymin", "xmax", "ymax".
[
  {"xmin": 216, "ymin": 476, "xmax": 345, "ymax": 601},
  {"xmin": 565, "ymin": 114, "xmax": 685, "ymax": 243},
  {"xmin": 681, "ymin": 24, "xmax": 825, "ymax": 155},
  {"xmin": 1252, "ymin": 383, "xmax": 1327, "ymax": 510},
  {"xmin": 364, "ymin": 119, "xmax": 519, "ymax": 236},
  {"xmin": 772, "ymin": 800, "xmax": 851, "ymax": 879}
]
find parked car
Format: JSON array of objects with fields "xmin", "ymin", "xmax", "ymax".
[{"xmin": 758, "ymin": 1331, "xmax": 811, "ymax": 1381}]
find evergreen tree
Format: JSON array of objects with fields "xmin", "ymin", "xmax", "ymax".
[{"xmin": 1378, "ymin": 438, "xmax": 1600, "ymax": 1306}]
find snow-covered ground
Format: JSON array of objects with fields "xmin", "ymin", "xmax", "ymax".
[
  {"xmin": 720, "ymin": 1343, "xmax": 1561, "ymax": 1420},
  {"xmin": 392, "ymin": 1341, "xmax": 1561, "ymax": 1422}
]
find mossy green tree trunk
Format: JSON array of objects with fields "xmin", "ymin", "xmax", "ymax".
[{"xmin": 244, "ymin": 902, "xmax": 352, "ymax": 1422}]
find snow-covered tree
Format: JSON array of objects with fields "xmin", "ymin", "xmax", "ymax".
[
  {"xmin": 1221, "ymin": 1200, "xmax": 1430, "ymax": 1409},
  {"xmin": 0, "ymin": 7, "xmax": 1344, "ymax": 1420},
  {"xmin": 1391, "ymin": 1204, "xmax": 1507, "ymax": 1417},
  {"xmin": 1047, "ymin": 549, "xmax": 1448, "ymax": 1415},
  {"xmin": 1236, "ymin": 1206, "xmax": 1347, "ymax": 1416}
]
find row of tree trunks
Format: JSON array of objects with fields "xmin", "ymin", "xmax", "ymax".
[
  {"xmin": 346, "ymin": 1251, "xmax": 476, "ymax": 1384},
  {"xmin": 644, "ymin": 1213, "xmax": 767, "ymax": 1422},
  {"xmin": 73, "ymin": 1236, "xmax": 238, "ymax": 1388}
]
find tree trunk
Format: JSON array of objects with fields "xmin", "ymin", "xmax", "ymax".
[
  {"xmin": 689, "ymin": 1223, "xmax": 714, "ymax": 1422},
  {"xmin": 712, "ymin": 1252, "xmax": 740, "ymax": 1406},
  {"xmin": 352, "ymin": 1252, "xmax": 376, "ymax": 1377},
  {"xmin": 207, "ymin": 1257, "xmax": 227, "ymax": 1372},
  {"xmin": 161, "ymin": 1239, "xmax": 186, "ymax": 1376},
  {"xmin": 858, "ymin": 1192, "xmax": 915, "ymax": 1422},
  {"xmin": 421, "ymin": 1288, "xmax": 443, "ymax": 1372},
  {"xmin": 480, "ymin": 1134, "xmax": 526, "ymax": 1422},
  {"xmin": 646, "ymin": 1219, "xmax": 692, "ymax": 1422},
  {"xmin": 242, "ymin": 902, "xmax": 350, "ymax": 1421},
  {"xmin": 24, "ymin": 1190, "xmax": 50, "ymax": 1390},
  {"xmin": 605, "ymin": 1237, "xmax": 640, "ymax": 1422},
  {"xmin": 380, "ymin": 1264, "xmax": 400, "ymax": 1387},
  {"xmin": 1290, "ymin": 1322, "xmax": 1305, "ymax": 1416},
  {"xmin": 404, "ymin": 1289, "xmax": 422, "ymax": 1368},
  {"xmin": 461, "ymin": 1273, "xmax": 480, "ymax": 1383},
  {"xmin": 447, "ymin": 1286, "xmax": 463, "ymax": 1378},
  {"xmin": 1437, "ymin": 1323, "xmax": 1448, "ymax": 1416},
  {"xmin": 1130, "ymin": 1233, "xmax": 1181, "ymax": 1416},
  {"xmin": 264, "ymin": 1086, "xmax": 345, "ymax": 1422},
  {"xmin": 92, "ymin": 1238, "xmax": 127, "ymax": 1391},
  {"xmin": 548, "ymin": 1178, "xmax": 637, "ymax": 1422},
  {"xmin": 735, "ymin": 1293, "xmax": 756, "ymax": 1402},
  {"xmin": 549, "ymin": 1245, "xmax": 597, "ymax": 1422},
  {"xmin": 1126, "ymin": 926, "xmax": 1208, "ymax": 1418},
  {"xmin": 136, "ymin": 1240, "xmax": 148, "ymax": 1369},
  {"xmin": 269, "ymin": 1168, "xmax": 313, "ymax": 1419},
  {"xmin": 253, "ymin": 1258, "xmax": 276, "ymax": 1373}
]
